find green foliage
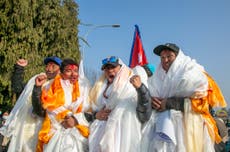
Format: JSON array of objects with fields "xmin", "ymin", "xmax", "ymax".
[{"xmin": 0, "ymin": 0, "xmax": 80, "ymax": 107}]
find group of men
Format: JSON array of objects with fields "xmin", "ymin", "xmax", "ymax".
[{"xmin": 0, "ymin": 42, "xmax": 227, "ymax": 152}]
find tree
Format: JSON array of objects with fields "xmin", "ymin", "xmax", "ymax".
[{"xmin": 0, "ymin": 0, "xmax": 80, "ymax": 109}]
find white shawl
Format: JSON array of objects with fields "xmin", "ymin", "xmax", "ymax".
[
  {"xmin": 89, "ymin": 59, "xmax": 144, "ymax": 152},
  {"xmin": 0, "ymin": 74, "xmax": 44, "ymax": 152},
  {"xmin": 141, "ymin": 50, "xmax": 214, "ymax": 152}
]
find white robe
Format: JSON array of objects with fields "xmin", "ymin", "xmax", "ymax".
[
  {"xmin": 42, "ymin": 79, "xmax": 90, "ymax": 152},
  {"xmin": 89, "ymin": 61, "xmax": 145, "ymax": 152},
  {"xmin": 0, "ymin": 74, "xmax": 46, "ymax": 152},
  {"xmin": 141, "ymin": 50, "xmax": 215, "ymax": 152}
]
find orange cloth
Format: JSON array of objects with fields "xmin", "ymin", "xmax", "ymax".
[
  {"xmin": 41, "ymin": 74, "xmax": 80, "ymax": 111},
  {"xmin": 191, "ymin": 72, "xmax": 226, "ymax": 144},
  {"xmin": 36, "ymin": 74, "xmax": 89, "ymax": 151}
]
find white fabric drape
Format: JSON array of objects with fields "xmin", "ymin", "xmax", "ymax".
[
  {"xmin": 141, "ymin": 50, "xmax": 214, "ymax": 152},
  {"xmin": 42, "ymin": 77, "xmax": 91, "ymax": 152},
  {"xmin": 0, "ymin": 75, "xmax": 44, "ymax": 152},
  {"xmin": 89, "ymin": 60, "xmax": 146, "ymax": 152}
]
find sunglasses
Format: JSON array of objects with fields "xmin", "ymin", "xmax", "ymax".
[{"xmin": 102, "ymin": 56, "xmax": 118, "ymax": 65}]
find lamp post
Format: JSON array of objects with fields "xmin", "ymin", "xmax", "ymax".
[
  {"xmin": 78, "ymin": 23, "xmax": 120, "ymax": 84},
  {"xmin": 79, "ymin": 24, "xmax": 120, "ymax": 58}
]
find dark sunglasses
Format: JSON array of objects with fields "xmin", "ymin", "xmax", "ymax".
[{"xmin": 102, "ymin": 56, "xmax": 118, "ymax": 65}]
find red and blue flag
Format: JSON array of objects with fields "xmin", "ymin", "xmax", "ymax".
[{"xmin": 129, "ymin": 25, "xmax": 148, "ymax": 68}]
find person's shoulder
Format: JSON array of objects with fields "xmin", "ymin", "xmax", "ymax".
[
  {"xmin": 215, "ymin": 117, "xmax": 225, "ymax": 124},
  {"xmin": 214, "ymin": 117, "xmax": 228, "ymax": 137}
]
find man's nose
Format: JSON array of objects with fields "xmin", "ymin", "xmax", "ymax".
[{"xmin": 162, "ymin": 57, "xmax": 169, "ymax": 63}]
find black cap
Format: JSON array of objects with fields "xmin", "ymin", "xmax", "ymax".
[{"xmin": 153, "ymin": 43, "xmax": 179, "ymax": 56}]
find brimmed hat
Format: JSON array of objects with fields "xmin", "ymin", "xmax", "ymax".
[
  {"xmin": 101, "ymin": 56, "xmax": 120, "ymax": 70},
  {"xmin": 153, "ymin": 43, "xmax": 179, "ymax": 56},
  {"xmin": 44, "ymin": 56, "xmax": 62, "ymax": 66}
]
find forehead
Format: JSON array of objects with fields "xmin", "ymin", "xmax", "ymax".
[
  {"xmin": 104, "ymin": 64, "xmax": 122, "ymax": 70},
  {"xmin": 64, "ymin": 64, "xmax": 78, "ymax": 70},
  {"xmin": 160, "ymin": 49, "xmax": 176, "ymax": 55},
  {"xmin": 104, "ymin": 64, "xmax": 117, "ymax": 69},
  {"xmin": 46, "ymin": 61, "xmax": 59, "ymax": 66}
]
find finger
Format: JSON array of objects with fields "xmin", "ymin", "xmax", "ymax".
[
  {"xmin": 152, "ymin": 98, "xmax": 161, "ymax": 105},
  {"xmin": 152, "ymin": 101, "xmax": 160, "ymax": 109},
  {"xmin": 61, "ymin": 122, "xmax": 67, "ymax": 129},
  {"xmin": 65, "ymin": 115, "xmax": 70, "ymax": 120},
  {"xmin": 105, "ymin": 108, "xmax": 111, "ymax": 112}
]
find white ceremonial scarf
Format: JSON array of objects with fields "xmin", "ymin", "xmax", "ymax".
[
  {"xmin": 43, "ymin": 79, "xmax": 89, "ymax": 152},
  {"xmin": 89, "ymin": 59, "xmax": 143, "ymax": 152},
  {"xmin": 132, "ymin": 65, "xmax": 148, "ymax": 88},
  {"xmin": 141, "ymin": 50, "xmax": 211, "ymax": 152},
  {"xmin": 148, "ymin": 50, "xmax": 208, "ymax": 98},
  {"xmin": 0, "ymin": 74, "xmax": 48, "ymax": 152}
]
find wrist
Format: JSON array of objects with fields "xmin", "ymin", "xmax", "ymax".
[
  {"xmin": 93, "ymin": 112, "xmax": 97, "ymax": 120},
  {"xmin": 70, "ymin": 115, "xmax": 79, "ymax": 125}
]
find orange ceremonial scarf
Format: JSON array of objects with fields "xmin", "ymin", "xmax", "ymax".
[
  {"xmin": 36, "ymin": 74, "xmax": 89, "ymax": 152},
  {"xmin": 191, "ymin": 72, "xmax": 226, "ymax": 144}
]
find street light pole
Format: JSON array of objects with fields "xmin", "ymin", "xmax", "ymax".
[
  {"xmin": 80, "ymin": 24, "xmax": 120, "ymax": 58},
  {"xmin": 78, "ymin": 23, "xmax": 120, "ymax": 84}
]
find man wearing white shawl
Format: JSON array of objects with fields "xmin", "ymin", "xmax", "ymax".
[
  {"xmin": 134, "ymin": 43, "xmax": 227, "ymax": 152},
  {"xmin": 0, "ymin": 56, "xmax": 62, "ymax": 152},
  {"xmin": 89, "ymin": 56, "xmax": 147, "ymax": 152}
]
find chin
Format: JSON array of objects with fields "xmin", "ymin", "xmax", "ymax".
[
  {"xmin": 70, "ymin": 79, "xmax": 78, "ymax": 84},
  {"xmin": 108, "ymin": 79, "xmax": 114, "ymax": 84}
]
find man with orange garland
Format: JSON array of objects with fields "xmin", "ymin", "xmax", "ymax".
[
  {"xmin": 37, "ymin": 58, "xmax": 90, "ymax": 152},
  {"xmin": 0, "ymin": 56, "xmax": 62, "ymax": 152},
  {"xmin": 131, "ymin": 43, "xmax": 227, "ymax": 152}
]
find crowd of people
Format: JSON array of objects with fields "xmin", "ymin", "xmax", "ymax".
[{"xmin": 0, "ymin": 42, "xmax": 228, "ymax": 152}]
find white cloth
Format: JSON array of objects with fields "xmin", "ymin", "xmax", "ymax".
[
  {"xmin": 89, "ymin": 59, "xmax": 144, "ymax": 152},
  {"xmin": 141, "ymin": 50, "xmax": 214, "ymax": 152},
  {"xmin": 44, "ymin": 127, "xmax": 88, "ymax": 152},
  {"xmin": 132, "ymin": 65, "xmax": 148, "ymax": 87},
  {"xmin": 0, "ymin": 74, "xmax": 45, "ymax": 152},
  {"xmin": 155, "ymin": 111, "xmax": 176, "ymax": 144},
  {"xmin": 42, "ymin": 78, "xmax": 90, "ymax": 152}
]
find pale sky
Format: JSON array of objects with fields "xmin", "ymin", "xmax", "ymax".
[{"xmin": 77, "ymin": 0, "xmax": 230, "ymax": 107}]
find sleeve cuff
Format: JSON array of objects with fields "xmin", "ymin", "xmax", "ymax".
[{"xmin": 73, "ymin": 113, "xmax": 89, "ymax": 127}]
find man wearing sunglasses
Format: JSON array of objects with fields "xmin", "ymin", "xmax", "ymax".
[{"xmin": 88, "ymin": 56, "xmax": 144, "ymax": 152}]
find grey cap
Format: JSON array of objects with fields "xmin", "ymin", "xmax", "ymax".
[{"xmin": 153, "ymin": 43, "xmax": 179, "ymax": 56}]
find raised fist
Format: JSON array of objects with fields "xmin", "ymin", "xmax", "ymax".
[
  {"xmin": 35, "ymin": 74, "xmax": 47, "ymax": 87},
  {"xmin": 16, "ymin": 59, "xmax": 28, "ymax": 67}
]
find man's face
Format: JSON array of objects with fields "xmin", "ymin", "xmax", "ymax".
[
  {"xmin": 61, "ymin": 64, "xmax": 79, "ymax": 84},
  {"xmin": 160, "ymin": 50, "xmax": 177, "ymax": 72},
  {"xmin": 45, "ymin": 62, "xmax": 60, "ymax": 79},
  {"xmin": 104, "ymin": 64, "xmax": 121, "ymax": 84}
]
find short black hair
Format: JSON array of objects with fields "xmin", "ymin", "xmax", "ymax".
[{"xmin": 60, "ymin": 58, "xmax": 79, "ymax": 73}]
